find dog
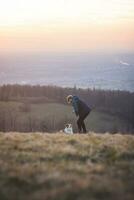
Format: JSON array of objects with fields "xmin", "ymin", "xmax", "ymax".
[{"xmin": 64, "ymin": 124, "xmax": 73, "ymax": 134}]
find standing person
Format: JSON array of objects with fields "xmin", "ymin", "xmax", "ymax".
[{"xmin": 66, "ymin": 95, "xmax": 91, "ymax": 133}]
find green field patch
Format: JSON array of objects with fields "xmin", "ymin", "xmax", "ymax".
[{"xmin": 0, "ymin": 101, "xmax": 128, "ymax": 133}]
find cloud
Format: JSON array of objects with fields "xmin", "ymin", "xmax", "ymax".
[{"xmin": 119, "ymin": 60, "xmax": 130, "ymax": 66}]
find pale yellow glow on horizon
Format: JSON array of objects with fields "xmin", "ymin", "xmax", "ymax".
[
  {"xmin": 0, "ymin": 0, "xmax": 134, "ymax": 52},
  {"xmin": 0, "ymin": 0, "xmax": 134, "ymax": 26}
]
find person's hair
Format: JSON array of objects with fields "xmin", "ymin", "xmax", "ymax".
[{"xmin": 66, "ymin": 95, "xmax": 73, "ymax": 104}]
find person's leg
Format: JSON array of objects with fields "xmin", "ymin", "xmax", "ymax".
[
  {"xmin": 80, "ymin": 111, "xmax": 90, "ymax": 133},
  {"xmin": 77, "ymin": 117, "xmax": 82, "ymax": 133},
  {"xmin": 81, "ymin": 120, "xmax": 87, "ymax": 133}
]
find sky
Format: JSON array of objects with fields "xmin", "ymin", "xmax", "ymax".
[{"xmin": 0, "ymin": 0, "xmax": 134, "ymax": 53}]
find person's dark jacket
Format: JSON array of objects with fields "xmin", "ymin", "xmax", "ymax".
[{"xmin": 72, "ymin": 96, "xmax": 91, "ymax": 116}]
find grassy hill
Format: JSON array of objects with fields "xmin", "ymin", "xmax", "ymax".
[{"xmin": 0, "ymin": 132, "xmax": 134, "ymax": 200}]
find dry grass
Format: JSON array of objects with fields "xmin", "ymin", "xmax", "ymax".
[{"xmin": 0, "ymin": 132, "xmax": 134, "ymax": 200}]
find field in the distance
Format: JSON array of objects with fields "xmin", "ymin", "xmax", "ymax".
[
  {"xmin": 0, "ymin": 132, "xmax": 134, "ymax": 200},
  {"xmin": 0, "ymin": 101, "xmax": 127, "ymax": 132}
]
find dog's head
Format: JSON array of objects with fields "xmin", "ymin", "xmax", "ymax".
[{"xmin": 65, "ymin": 124, "xmax": 72, "ymax": 128}]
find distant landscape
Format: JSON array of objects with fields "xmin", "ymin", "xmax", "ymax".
[
  {"xmin": 0, "ymin": 85, "xmax": 134, "ymax": 133},
  {"xmin": 0, "ymin": 52, "xmax": 134, "ymax": 91},
  {"xmin": 0, "ymin": 52, "xmax": 134, "ymax": 134}
]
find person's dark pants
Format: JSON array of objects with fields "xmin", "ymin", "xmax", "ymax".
[{"xmin": 77, "ymin": 111, "xmax": 89, "ymax": 133}]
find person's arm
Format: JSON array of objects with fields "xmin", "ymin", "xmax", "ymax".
[{"xmin": 72, "ymin": 98, "xmax": 79, "ymax": 116}]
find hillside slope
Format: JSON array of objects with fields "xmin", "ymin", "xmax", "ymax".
[{"xmin": 0, "ymin": 132, "xmax": 134, "ymax": 200}]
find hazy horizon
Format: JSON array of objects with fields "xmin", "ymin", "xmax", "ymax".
[
  {"xmin": 0, "ymin": 52, "xmax": 134, "ymax": 92},
  {"xmin": 0, "ymin": 1, "xmax": 134, "ymax": 91}
]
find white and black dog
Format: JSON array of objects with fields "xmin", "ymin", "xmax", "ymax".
[{"xmin": 64, "ymin": 124, "xmax": 73, "ymax": 134}]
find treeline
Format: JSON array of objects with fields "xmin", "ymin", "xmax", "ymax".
[{"xmin": 0, "ymin": 84, "xmax": 134, "ymax": 133}]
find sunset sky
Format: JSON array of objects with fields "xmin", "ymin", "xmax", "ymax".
[{"xmin": 0, "ymin": 0, "xmax": 134, "ymax": 53}]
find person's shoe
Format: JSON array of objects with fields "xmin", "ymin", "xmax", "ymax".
[
  {"xmin": 83, "ymin": 130, "xmax": 87, "ymax": 134},
  {"xmin": 78, "ymin": 130, "xmax": 82, "ymax": 134}
]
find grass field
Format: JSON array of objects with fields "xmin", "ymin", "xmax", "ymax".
[
  {"xmin": 0, "ymin": 132, "xmax": 134, "ymax": 200},
  {"xmin": 0, "ymin": 101, "xmax": 127, "ymax": 132}
]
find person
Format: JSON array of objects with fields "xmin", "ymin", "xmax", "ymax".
[{"xmin": 66, "ymin": 95, "xmax": 91, "ymax": 133}]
